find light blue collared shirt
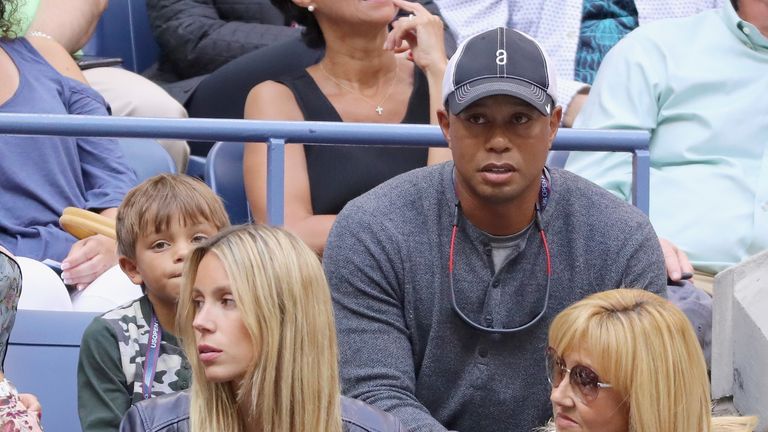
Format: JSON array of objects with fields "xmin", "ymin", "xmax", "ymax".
[
  {"xmin": 435, "ymin": 0, "xmax": 721, "ymax": 108},
  {"xmin": 565, "ymin": 2, "xmax": 768, "ymax": 274}
]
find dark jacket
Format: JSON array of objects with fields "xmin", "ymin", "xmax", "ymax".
[
  {"xmin": 119, "ymin": 390, "xmax": 406, "ymax": 432},
  {"xmin": 146, "ymin": 0, "xmax": 300, "ymax": 81}
]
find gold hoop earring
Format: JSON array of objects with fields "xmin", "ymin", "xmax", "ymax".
[{"xmin": 308, "ymin": 4, "xmax": 315, "ymax": 12}]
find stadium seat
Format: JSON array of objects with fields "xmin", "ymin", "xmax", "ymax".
[
  {"xmin": 205, "ymin": 142, "xmax": 251, "ymax": 225},
  {"xmin": 81, "ymin": 0, "xmax": 160, "ymax": 73},
  {"xmin": 5, "ymin": 310, "xmax": 100, "ymax": 431},
  {"xmin": 119, "ymin": 138, "xmax": 177, "ymax": 181}
]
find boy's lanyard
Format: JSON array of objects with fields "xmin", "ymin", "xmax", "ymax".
[{"xmin": 141, "ymin": 313, "xmax": 162, "ymax": 400}]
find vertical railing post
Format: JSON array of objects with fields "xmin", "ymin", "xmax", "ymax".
[
  {"xmin": 632, "ymin": 149, "xmax": 650, "ymax": 216},
  {"xmin": 266, "ymin": 138, "xmax": 285, "ymax": 226}
]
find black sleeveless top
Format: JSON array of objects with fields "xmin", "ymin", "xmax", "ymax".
[{"xmin": 278, "ymin": 68, "xmax": 430, "ymax": 215}]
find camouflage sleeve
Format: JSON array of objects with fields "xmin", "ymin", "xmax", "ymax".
[{"xmin": 77, "ymin": 317, "xmax": 131, "ymax": 432}]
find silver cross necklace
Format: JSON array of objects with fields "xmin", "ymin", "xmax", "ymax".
[{"xmin": 319, "ymin": 60, "xmax": 400, "ymax": 116}]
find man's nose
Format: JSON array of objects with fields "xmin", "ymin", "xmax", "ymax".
[{"xmin": 486, "ymin": 127, "xmax": 512, "ymax": 153}]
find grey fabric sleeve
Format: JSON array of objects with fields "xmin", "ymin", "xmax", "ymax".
[
  {"xmin": 324, "ymin": 205, "xmax": 449, "ymax": 432},
  {"xmin": 617, "ymin": 213, "xmax": 667, "ymax": 296}
]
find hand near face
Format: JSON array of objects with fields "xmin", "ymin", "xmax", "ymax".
[
  {"xmin": 384, "ymin": 0, "xmax": 447, "ymax": 75},
  {"xmin": 61, "ymin": 234, "xmax": 118, "ymax": 290}
]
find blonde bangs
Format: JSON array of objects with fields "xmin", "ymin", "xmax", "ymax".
[
  {"xmin": 548, "ymin": 296, "xmax": 634, "ymax": 397},
  {"xmin": 548, "ymin": 289, "xmax": 713, "ymax": 432}
]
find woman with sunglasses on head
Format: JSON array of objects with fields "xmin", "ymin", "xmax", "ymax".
[
  {"xmin": 120, "ymin": 225, "xmax": 405, "ymax": 432},
  {"xmin": 243, "ymin": 0, "xmax": 452, "ymax": 255},
  {"xmin": 542, "ymin": 288, "xmax": 756, "ymax": 432}
]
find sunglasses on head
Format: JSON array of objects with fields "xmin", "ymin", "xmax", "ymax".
[{"xmin": 545, "ymin": 347, "xmax": 612, "ymax": 404}]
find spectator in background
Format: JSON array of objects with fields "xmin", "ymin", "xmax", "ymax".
[
  {"xmin": 0, "ymin": 0, "xmax": 138, "ymax": 307},
  {"xmin": 323, "ymin": 28, "xmax": 665, "ymax": 432},
  {"xmin": 243, "ymin": 0, "xmax": 451, "ymax": 254},
  {"xmin": 543, "ymin": 289, "xmax": 757, "ymax": 431},
  {"xmin": 434, "ymin": 0, "xmax": 721, "ymax": 126},
  {"xmin": 146, "ymin": 0, "xmax": 301, "ymax": 105},
  {"xmin": 180, "ymin": 0, "xmax": 453, "ymax": 156},
  {"xmin": 16, "ymin": 0, "xmax": 191, "ymax": 173},
  {"xmin": 120, "ymin": 225, "xmax": 405, "ymax": 432},
  {"xmin": 565, "ymin": 0, "xmax": 767, "ymax": 293}
]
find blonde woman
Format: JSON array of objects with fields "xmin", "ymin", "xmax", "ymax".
[
  {"xmin": 542, "ymin": 289, "xmax": 756, "ymax": 432},
  {"xmin": 120, "ymin": 225, "xmax": 404, "ymax": 432}
]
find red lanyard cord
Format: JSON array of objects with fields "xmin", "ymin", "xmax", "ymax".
[{"xmin": 448, "ymin": 203, "xmax": 551, "ymax": 334}]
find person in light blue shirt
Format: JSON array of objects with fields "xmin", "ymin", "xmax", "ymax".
[{"xmin": 565, "ymin": 0, "xmax": 767, "ymax": 288}]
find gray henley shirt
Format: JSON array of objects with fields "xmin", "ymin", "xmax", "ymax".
[{"xmin": 324, "ymin": 162, "xmax": 665, "ymax": 432}]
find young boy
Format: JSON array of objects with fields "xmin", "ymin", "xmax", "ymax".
[{"xmin": 77, "ymin": 174, "xmax": 230, "ymax": 432}]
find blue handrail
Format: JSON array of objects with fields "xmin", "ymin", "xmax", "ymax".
[{"xmin": 0, "ymin": 113, "xmax": 650, "ymax": 222}]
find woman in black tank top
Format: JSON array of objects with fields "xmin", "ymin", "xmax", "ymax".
[{"xmin": 244, "ymin": 0, "xmax": 451, "ymax": 254}]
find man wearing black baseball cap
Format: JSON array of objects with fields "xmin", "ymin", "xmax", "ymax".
[{"xmin": 324, "ymin": 27, "xmax": 665, "ymax": 432}]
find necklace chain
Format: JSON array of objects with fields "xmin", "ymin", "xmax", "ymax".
[{"xmin": 319, "ymin": 60, "xmax": 399, "ymax": 116}]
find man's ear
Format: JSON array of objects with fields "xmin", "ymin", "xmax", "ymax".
[
  {"xmin": 118, "ymin": 256, "xmax": 143, "ymax": 286},
  {"xmin": 548, "ymin": 105, "xmax": 564, "ymax": 151},
  {"xmin": 437, "ymin": 108, "xmax": 452, "ymax": 149}
]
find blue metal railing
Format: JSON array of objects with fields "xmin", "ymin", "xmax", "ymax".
[{"xmin": 0, "ymin": 113, "xmax": 650, "ymax": 223}]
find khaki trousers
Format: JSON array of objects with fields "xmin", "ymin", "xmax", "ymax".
[{"xmin": 83, "ymin": 67, "xmax": 190, "ymax": 173}]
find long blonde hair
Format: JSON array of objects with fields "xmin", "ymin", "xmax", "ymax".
[
  {"xmin": 178, "ymin": 225, "xmax": 343, "ymax": 432},
  {"xmin": 545, "ymin": 289, "xmax": 756, "ymax": 432}
]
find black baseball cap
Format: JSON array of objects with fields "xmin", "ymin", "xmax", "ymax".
[{"xmin": 442, "ymin": 27, "xmax": 558, "ymax": 116}]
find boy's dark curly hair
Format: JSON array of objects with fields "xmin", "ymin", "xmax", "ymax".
[
  {"xmin": 270, "ymin": 0, "xmax": 325, "ymax": 49},
  {"xmin": 0, "ymin": 0, "xmax": 19, "ymax": 39}
]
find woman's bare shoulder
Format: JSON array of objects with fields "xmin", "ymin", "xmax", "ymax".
[
  {"xmin": 245, "ymin": 80, "xmax": 304, "ymax": 121},
  {"xmin": 26, "ymin": 37, "xmax": 86, "ymax": 84}
]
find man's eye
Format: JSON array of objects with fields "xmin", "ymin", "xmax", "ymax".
[
  {"xmin": 467, "ymin": 114, "xmax": 488, "ymax": 124},
  {"xmin": 511, "ymin": 114, "xmax": 530, "ymax": 124}
]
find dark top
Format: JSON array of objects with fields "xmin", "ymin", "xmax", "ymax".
[
  {"xmin": 120, "ymin": 391, "xmax": 406, "ymax": 432},
  {"xmin": 146, "ymin": 0, "xmax": 299, "ymax": 81},
  {"xmin": 277, "ymin": 68, "xmax": 430, "ymax": 215}
]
